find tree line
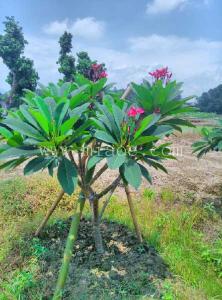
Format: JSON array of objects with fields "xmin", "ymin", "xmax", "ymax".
[{"xmin": 0, "ymin": 16, "xmax": 106, "ymax": 108}]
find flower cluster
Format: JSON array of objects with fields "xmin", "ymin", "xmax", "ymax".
[
  {"xmin": 127, "ymin": 106, "xmax": 144, "ymax": 117},
  {"xmin": 149, "ymin": 67, "xmax": 172, "ymax": 84},
  {"xmin": 90, "ymin": 63, "xmax": 108, "ymax": 81}
]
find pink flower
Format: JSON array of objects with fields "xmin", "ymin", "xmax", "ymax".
[
  {"xmin": 98, "ymin": 71, "xmax": 108, "ymax": 78},
  {"xmin": 149, "ymin": 67, "xmax": 172, "ymax": 83},
  {"xmin": 127, "ymin": 106, "xmax": 138, "ymax": 117},
  {"xmin": 136, "ymin": 107, "xmax": 145, "ymax": 114},
  {"xmin": 127, "ymin": 106, "xmax": 145, "ymax": 117},
  {"xmin": 92, "ymin": 63, "xmax": 101, "ymax": 71}
]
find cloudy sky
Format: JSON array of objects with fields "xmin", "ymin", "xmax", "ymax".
[{"xmin": 0, "ymin": 0, "xmax": 221, "ymax": 96}]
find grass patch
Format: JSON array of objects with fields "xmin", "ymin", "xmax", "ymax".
[{"xmin": 0, "ymin": 175, "xmax": 221, "ymax": 299}]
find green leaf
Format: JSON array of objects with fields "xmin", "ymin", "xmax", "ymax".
[
  {"xmin": 123, "ymin": 159, "xmax": 142, "ymax": 189},
  {"xmin": 161, "ymin": 118, "xmax": 195, "ymax": 128},
  {"xmin": 70, "ymin": 103, "xmax": 89, "ymax": 117},
  {"xmin": 138, "ymin": 163, "xmax": 152, "ymax": 184},
  {"xmin": 145, "ymin": 158, "xmax": 168, "ymax": 173},
  {"xmin": 0, "ymin": 126, "xmax": 13, "ymax": 139},
  {"xmin": 107, "ymin": 152, "xmax": 126, "ymax": 169},
  {"xmin": 20, "ymin": 105, "xmax": 40, "ymax": 130},
  {"xmin": 112, "ymin": 103, "xmax": 124, "ymax": 133},
  {"xmin": 30, "ymin": 110, "xmax": 49, "ymax": 134},
  {"xmin": 24, "ymin": 156, "xmax": 52, "ymax": 175},
  {"xmin": 134, "ymin": 114, "xmax": 160, "ymax": 139},
  {"xmin": 57, "ymin": 157, "xmax": 78, "ymax": 195},
  {"xmin": 54, "ymin": 101, "xmax": 69, "ymax": 127},
  {"xmin": 70, "ymin": 85, "xmax": 89, "ymax": 109},
  {"xmin": 3, "ymin": 118, "xmax": 44, "ymax": 140},
  {"xmin": 132, "ymin": 136, "xmax": 158, "ymax": 146},
  {"xmin": 87, "ymin": 155, "xmax": 105, "ymax": 170},
  {"xmin": 34, "ymin": 96, "xmax": 52, "ymax": 123},
  {"xmin": 0, "ymin": 158, "xmax": 27, "ymax": 171},
  {"xmin": 94, "ymin": 130, "xmax": 117, "ymax": 144},
  {"xmin": 91, "ymin": 78, "xmax": 107, "ymax": 96},
  {"xmin": 7, "ymin": 133, "xmax": 23, "ymax": 147},
  {"xmin": 0, "ymin": 147, "xmax": 41, "ymax": 160},
  {"xmin": 60, "ymin": 116, "xmax": 79, "ymax": 135}
]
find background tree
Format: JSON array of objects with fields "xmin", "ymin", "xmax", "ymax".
[
  {"xmin": 57, "ymin": 31, "xmax": 76, "ymax": 82},
  {"xmin": 197, "ymin": 84, "xmax": 222, "ymax": 114},
  {"xmin": 76, "ymin": 51, "xmax": 93, "ymax": 78},
  {"xmin": 0, "ymin": 16, "xmax": 39, "ymax": 107}
]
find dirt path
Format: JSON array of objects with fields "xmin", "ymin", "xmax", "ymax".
[{"xmin": 1, "ymin": 133, "xmax": 222, "ymax": 202}]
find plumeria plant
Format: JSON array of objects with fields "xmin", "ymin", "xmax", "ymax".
[
  {"xmin": 0, "ymin": 66, "xmax": 195, "ymax": 299},
  {"xmin": 192, "ymin": 122, "xmax": 222, "ymax": 158}
]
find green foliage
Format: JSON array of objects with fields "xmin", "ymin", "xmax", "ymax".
[
  {"xmin": 0, "ymin": 77, "xmax": 109, "ymax": 194},
  {"xmin": 88, "ymin": 78, "xmax": 194, "ymax": 189},
  {"xmin": 0, "ymin": 17, "xmax": 39, "ymax": 107},
  {"xmin": 192, "ymin": 122, "xmax": 222, "ymax": 157},
  {"xmin": 76, "ymin": 51, "xmax": 93, "ymax": 78},
  {"xmin": 143, "ymin": 188, "xmax": 156, "ymax": 201},
  {"xmin": 201, "ymin": 239, "xmax": 222, "ymax": 278},
  {"xmin": 57, "ymin": 31, "xmax": 76, "ymax": 82},
  {"xmin": 160, "ymin": 188, "xmax": 175, "ymax": 203},
  {"xmin": 197, "ymin": 84, "xmax": 222, "ymax": 114}
]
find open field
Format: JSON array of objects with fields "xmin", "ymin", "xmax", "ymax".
[{"xmin": 0, "ymin": 124, "xmax": 222, "ymax": 299}]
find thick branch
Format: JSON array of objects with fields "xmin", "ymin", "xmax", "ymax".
[
  {"xmin": 91, "ymin": 164, "xmax": 108, "ymax": 185},
  {"xmin": 35, "ymin": 189, "xmax": 65, "ymax": 236},
  {"xmin": 68, "ymin": 151, "xmax": 78, "ymax": 170},
  {"xmin": 96, "ymin": 176, "xmax": 121, "ymax": 200},
  {"xmin": 99, "ymin": 184, "xmax": 117, "ymax": 222}
]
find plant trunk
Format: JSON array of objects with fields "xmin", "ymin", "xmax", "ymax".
[
  {"xmin": 35, "ymin": 190, "xmax": 65, "ymax": 236},
  {"xmin": 91, "ymin": 198, "xmax": 104, "ymax": 254},
  {"xmin": 53, "ymin": 194, "xmax": 85, "ymax": 300},
  {"xmin": 124, "ymin": 184, "xmax": 143, "ymax": 243}
]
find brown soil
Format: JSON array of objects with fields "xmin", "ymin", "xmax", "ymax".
[{"xmin": 18, "ymin": 218, "xmax": 170, "ymax": 299}]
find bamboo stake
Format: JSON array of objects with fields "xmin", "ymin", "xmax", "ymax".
[
  {"xmin": 121, "ymin": 85, "xmax": 142, "ymax": 243},
  {"xmin": 124, "ymin": 184, "xmax": 143, "ymax": 243},
  {"xmin": 35, "ymin": 190, "xmax": 65, "ymax": 236},
  {"xmin": 53, "ymin": 194, "xmax": 85, "ymax": 300},
  {"xmin": 121, "ymin": 85, "xmax": 131, "ymax": 100}
]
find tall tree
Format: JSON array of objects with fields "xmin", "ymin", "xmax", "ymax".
[
  {"xmin": 0, "ymin": 16, "xmax": 39, "ymax": 107},
  {"xmin": 57, "ymin": 31, "xmax": 76, "ymax": 82},
  {"xmin": 76, "ymin": 51, "xmax": 107, "ymax": 82},
  {"xmin": 76, "ymin": 51, "xmax": 93, "ymax": 78}
]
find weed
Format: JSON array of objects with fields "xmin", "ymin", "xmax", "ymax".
[
  {"xmin": 143, "ymin": 188, "xmax": 156, "ymax": 201},
  {"xmin": 160, "ymin": 188, "xmax": 175, "ymax": 203},
  {"xmin": 203, "ymin": 201, "xmax": 216, "ymax": 215}
]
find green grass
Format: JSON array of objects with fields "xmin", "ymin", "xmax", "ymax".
[
  {"xmin": 179, "ymin": 111, "xmax": 222, "ymax": 120},
  {"xmin": 0, "ymin": 175, "xmax": 221, "ymax": 299}
]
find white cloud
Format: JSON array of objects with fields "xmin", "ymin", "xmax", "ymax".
[
  {"xmin": 43, "ymin": 17, "xmax": 105, "ymax": 40},
  {"xmin": 1, "ymin": 33, "xmax": 222, "ymax": 98},
  {"xmin": 71, "ymin": 17, "xmax": 105, "ymax": 40},
  {"xmin": 43, "ymin": 19, "xmax": 69, "ymax": 35},
  {"xmin": 146, "ymin": 0, "xmax": 188, "ymax": 14},
  {"xmin": 146, "ymin": 0, "xmax": 209, "ymax": 14}
]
